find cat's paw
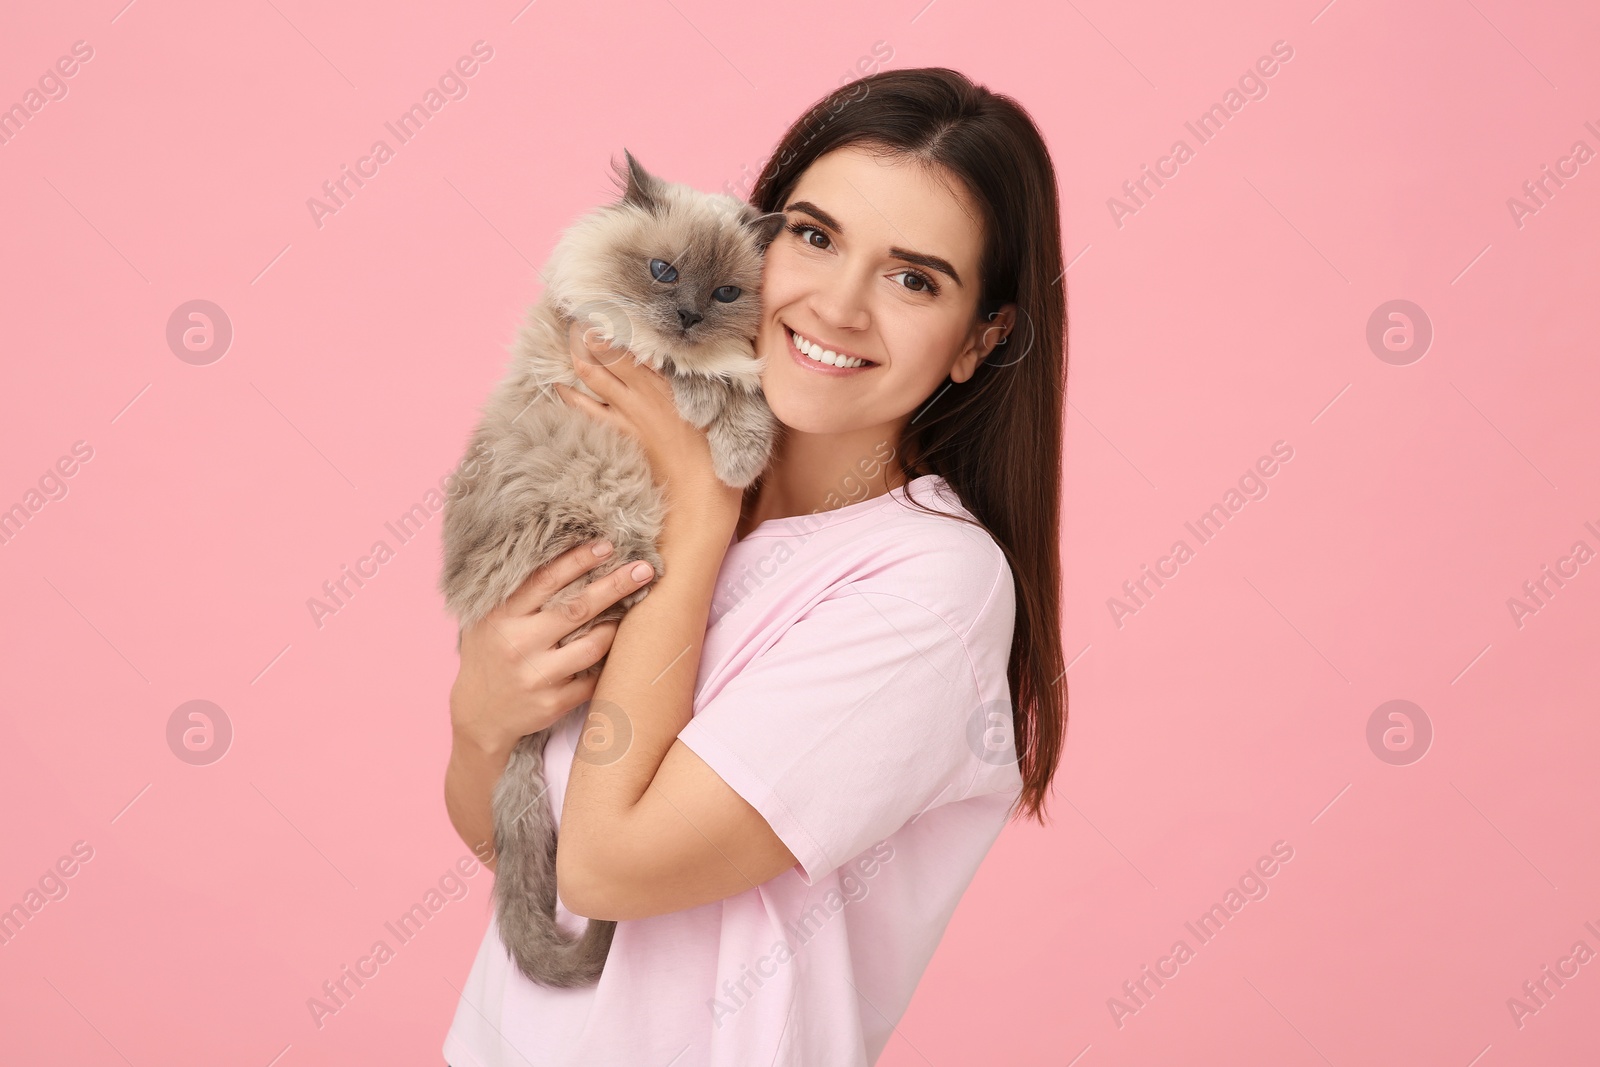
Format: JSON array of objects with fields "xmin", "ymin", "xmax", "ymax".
[{"xmin": 712, "ymin": 441, "xmax": 771, "ymax": 489}]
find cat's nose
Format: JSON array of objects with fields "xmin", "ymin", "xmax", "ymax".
[{"xmin": 677, "ymin": 307, "xmax": 703, "ymax": 331}]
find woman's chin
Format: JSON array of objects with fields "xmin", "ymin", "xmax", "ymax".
[{"xmin": 762, "ymin": 388, "xmax": 851, "ymax": 436}]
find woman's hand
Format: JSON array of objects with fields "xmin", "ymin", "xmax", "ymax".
[
  {"xmin": 554, "ymin": 320, "xmax": 741, "ymax": 534},
  {"xmin": 449, "ymin": 540, "xmax": 657, "ymax": 757}
]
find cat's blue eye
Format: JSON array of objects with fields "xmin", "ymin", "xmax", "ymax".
[
  {"xmin": 712, "ymin": 286, "xmax": 742, "ymax": 303},
  {"xmin": 649, "ymin": 259, "xmax": 678, "ymax": 283}
]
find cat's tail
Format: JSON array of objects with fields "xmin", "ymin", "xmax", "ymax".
[{"xmin": 491, "ymin": 730, "xmax": 617, "ymax": 988}]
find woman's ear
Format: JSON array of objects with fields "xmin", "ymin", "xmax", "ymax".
[{"xmin": 952, "ymin": 303, "xmax": 1018, "ymax": 383}]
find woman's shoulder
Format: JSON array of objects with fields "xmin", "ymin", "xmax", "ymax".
[
  {"xmin": 844, "ymin": 475, "xmax": 1015, "ymax": 644},
  {"xmin": 878, "ymin": 474, "xmax": 1012, "ymax": 579}
]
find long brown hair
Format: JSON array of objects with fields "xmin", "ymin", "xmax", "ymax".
[{"xmin": 748, "ymin": 67, "xmax": 1068, "ymax": 824}]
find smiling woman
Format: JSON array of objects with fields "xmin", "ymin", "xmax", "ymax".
[
  {"xmin": 443, "ymin": 66, "xmax": 1068, "ymax": 1067},
  {"xmin": 747, "ymin": 144, "xmax": 1015, "ymax": 456}
]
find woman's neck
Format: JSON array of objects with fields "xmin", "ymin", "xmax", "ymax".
[{"xmin": 736, "ymin": 428, "xmax": 913, "ymax": 540}]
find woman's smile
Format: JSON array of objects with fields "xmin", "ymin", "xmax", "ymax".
[{"xmin": 783, "ymin": 323, "xmax": 879, "ymax": 374}]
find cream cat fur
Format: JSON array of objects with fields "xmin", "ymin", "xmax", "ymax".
[{"xmin": 438, "ymin": 151, "xmax": 784, "ymax": 987}]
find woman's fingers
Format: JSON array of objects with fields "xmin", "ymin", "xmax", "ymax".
[
  {"xmin": 544, "ymin": 556, "xmax": 654, "ymax": 633},
  {"xmin": 548, "ymin": 672, "xmax": 601, "ymax": 718},
  {"xmin": 554, "ymin": 382, "xmax": 614, "ymax": 423},
  {"xmin": 568, "ymin": 318, "xmax": 674, "ymax": 404},
  {"xmin": 569, "ymin": 315, "xmax": 624, "ymax": 364},
  {"xmin": 499, "ymin": 540, "xmax": 617, "ymax": 618},
  {"xmin": 493, "ymin": 542, "xmax": 654, "ymax": 653},
  {"xmin": 569, "ymin": 319, "xmax": 627, "ymax": 380},
  {"xmin": 544, "ymin": 619, "xmax": 619, "ymax": 681},
  {"xmin": 575, "ymin": 321, "xmax": 671, "ymax": 395},
  {"xmin": 452, "ymin": 545, "xmax": 650, "ymax": 752}
]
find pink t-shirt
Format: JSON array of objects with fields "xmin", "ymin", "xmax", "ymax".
[{"xmin": 442, "ymin": 473, "xmax": 1023, "ymax": 1067}]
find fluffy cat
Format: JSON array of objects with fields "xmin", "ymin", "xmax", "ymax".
[{"xmin": 438, "ymin": 150, "xmax": 785, "ymax": 987}]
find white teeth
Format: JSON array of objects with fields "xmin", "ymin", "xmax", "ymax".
[{"xmin": 790, "ymin": 328, "xmax": 869, "ymax": 369}]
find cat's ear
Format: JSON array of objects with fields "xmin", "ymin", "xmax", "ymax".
[
  {"xmin": 743, "ymin": 210, "xmax": 787, "ymax": 253},
  {"xmin": 612, "ymin": 148, "xmax": 666, "ymax": 213}
]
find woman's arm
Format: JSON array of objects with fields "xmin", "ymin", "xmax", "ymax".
[
  {"xmin": 550, "ymin": 327, "xmax": 798, "ymax": 921},
  {"xmin": 444, "ymin": 734, "xmax": 508, "ymax": 873},
  {"xmin": 555, "ymin": 502, "xmax": 800, "ymax": 922}
]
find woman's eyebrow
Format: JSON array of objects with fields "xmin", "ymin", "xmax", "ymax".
[
  {"xmin": 784, "ymin": 199, "xmax": 841, "ymax": 230},
  {"xmin": 785, "ymin": 199, "xmax": 965, "ymax": 288},
  {"xmin": 887, "ymin": 246, "xmax": 963, "ymax": 288}
]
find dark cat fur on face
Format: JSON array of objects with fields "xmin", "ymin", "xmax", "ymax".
[{"xmin": 437, "ymin": 151, "xmax": 785, "ymax": 987}]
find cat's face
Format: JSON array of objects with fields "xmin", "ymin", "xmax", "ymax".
[{"xmin": 543, "ymin": 152, "xmax": 785, "ymax": 382}]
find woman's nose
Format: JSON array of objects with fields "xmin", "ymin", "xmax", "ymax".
[{"xmin": 811, "ymin": 265, "xmax": 871, "ymax": 330}]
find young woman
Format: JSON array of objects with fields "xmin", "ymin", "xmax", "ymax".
[{"xmin": 443, "ymin": 66, "xmax": 1067, "ymax": 1067}]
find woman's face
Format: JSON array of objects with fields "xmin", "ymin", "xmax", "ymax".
[{"xmin": 753, "ymin": 145, "xmax": 1013, "ymax": 439}]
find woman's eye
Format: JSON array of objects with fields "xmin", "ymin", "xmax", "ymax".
[
  {"xmin": 893, "ymin": 269, "xmax": 938, "ymax": 295},
  {"xmin": 787, "ymin": 221, "xmax": 830, "ymax": 250},
  {"xmin": 649, "ymin": 259, "xmax": 679, "ymax": 283},
  {"xmin": 712, "ymin": 286, "xmax": 742, "ymax": 303}
]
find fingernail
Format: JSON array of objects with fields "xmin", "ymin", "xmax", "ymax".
[
  {"xmin": 592, "ymin": 540, "xmax": 613, "ymax": 557},
  {"xmin": 630, "ymin": 562, "xmax": 653, "ymax": 581}
]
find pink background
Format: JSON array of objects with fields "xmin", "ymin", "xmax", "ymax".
[{"xmin": 3, "ymin": 0, "xmax": 1597, "ymax": 1064}]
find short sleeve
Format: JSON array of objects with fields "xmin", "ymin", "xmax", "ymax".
[{"xmin": 676, "ymin": 563, "xmax": 1018, "ymax": 886}]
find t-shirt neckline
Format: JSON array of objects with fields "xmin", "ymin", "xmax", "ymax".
[{"xmin": 734, "ymin": 473, "xmax": 945, "ymax": 543}]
